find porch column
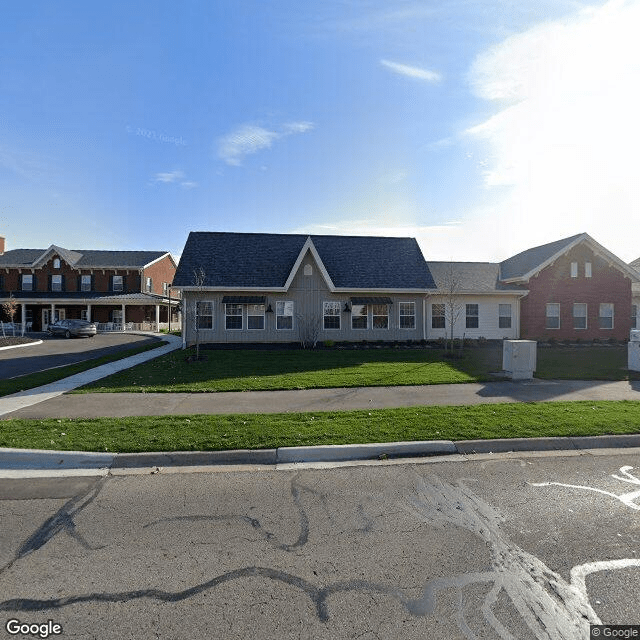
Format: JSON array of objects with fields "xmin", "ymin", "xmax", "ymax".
[
  {"xmin": 21, "ymin": 303, "xmax": 26, "ymax": 335},
  {"xmin": 121, "ymin": 303, "xmax": 126, "ymax": 331},
  {"xmin": 86, "ymin": 304, "xmax": 91, "ymax": 322},
  {"xmin": 155, "ymin": 304, "xmax": 160, "ymax": 332},
  {"xmin": 51, "ymin": 303, "xmax": 56, "ymax": 323}
]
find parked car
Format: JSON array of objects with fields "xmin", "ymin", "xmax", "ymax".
[{"xmin": 48, "ymin": 319, "xmax": 97, "ymax": 338}]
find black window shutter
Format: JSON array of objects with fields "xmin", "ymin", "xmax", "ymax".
[
  {"xmin": 122, "ymin": 275, "xmax": 127, "ymax": 292},
  {"xmin": 48, "ymin": 275, "xmax": 52, "ymax": 291},
  {"xmin": 32, "ymin": 275, "xmax": 37, "ymax": 291},
  {"xmin": 91, "ymin": 275, "xmax": 94, "ymax": 291},
  {"xmin": 109, "ymin": 275, "xmax": 113, "ymax": 292},
  {"xmin": 77, "ymin": 275, "xmax": 81, "ymax": 291},
  {"xmin": 61, "ymin": 275, "xmax": 65, "ymax": 292},
  {"xmin": 0, "ymin": 275, "xmax": 4, "ymax": 291}
]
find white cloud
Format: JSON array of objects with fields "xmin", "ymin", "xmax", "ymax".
[
  {"xmin": 154, "ymin": 170, "xmax": 185, "ymax": 183},
  {"xmin": 462, "ymin": 0, "xmax": 640, "ymax": 262},
  {"xmin": 380, "ymin": 59, "xmax": 441, "ymax": 83},
  {"xmin": 218, "ymin": 121, "xmax": 314, "ymax": 166}
]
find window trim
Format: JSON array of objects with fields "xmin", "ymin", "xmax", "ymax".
[
  {"xmin": 598, "ymin": 303, "xmax": 614, "ymax": 330},
  {"xmin": 351, "ymin": 304, "xmax": 368, "ymax": 330},
  {"xmin": 431, "ymin": 303, "xmax": 445, "ymax": 329},
  {"xmin": 323, "ymin": 301, "xmax": 341, "ymax": 330},
  {"xmin": 276, "ymin": 301, "xmax": 294, "ymax": 331},
  {"xmin": 197, "ymin": 301, "xmax": 214, "ymax": 330},
  {"xmin": 632, "ymin": 304, "xmax": 638, "ymax": 330},
  {"xmin": 81, "ymin": 275, "xmax": 92, "ymax": 292},
  {"xmin": 51, "ymin": 274, "xmax": 62, "ymax": 292},
  {"xmin": 53, "ymin": 258, "xmax": 60, "ymax": 269},
  {"xmin": 372, "ymin": 304, "xmax": 389, "ymax": 330},
  {"xmin": 225, "ymin": 303, "xmax": 243, "ymax": 331},
  {"xmin": 465, "ymin": 303, "xmax": 479, "ymax": 329},
  {"xmin": 585, "ymin": 262, "xmax": 592, "ymax": 278},
  {"xmin": 21, "ymin": 274, "xmax": 33, "ymax": 291},
  {"xmin": 573, "ymin": 302, "xmax": 587, "ymax": 330},
  {"xmin": 498, "ymin": 303, "xmax": 512, "ymax": 329},
  {"xmin": 112, "ymin": 275, "xmax": 124, "ymax": 292},
  {"xmin": 247, "ymin": 304, "xmax": 265, "ymax": 330},
  {"xmin": 546, "ymin": 303, "xmax": 560, "ymax": 329},
  {"xmin": 399, "ymin": 301, "xmax": 416, "ymax": 330},
  {"xmin": 570, "ymin": 262, "xmax": 578, "ymax": 278},
  {"xmin": 146, "ymin": 277, "xmax": 153, "ymax": 293}
]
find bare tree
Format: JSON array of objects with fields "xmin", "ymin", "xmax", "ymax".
[
  {"xmin": 192, "ymin": 266, "xmax": 206, "ymax": 360},
  {"xmin": 441, "ymin": 263, "xmax": 463, "ymax": 354},
  {"xmin": 297, "ymin": 312, "xmax": 321, "ymax": 349}
]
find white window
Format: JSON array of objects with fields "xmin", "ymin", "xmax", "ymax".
[
  {"xmin": 163, "ymin": 282, "xmax": 169, "ymax": 295},
  {"xmin": 323, "ymin": 301, "xmax": 341, "ymax": 330},
  {"xmin": 431, "ymin": 303, "xmax": 445, "ymax": 329},
  {"xmin": 546, "ymin": 303, "xmax": 560, "ymax": 329},
  {"xmin": 351, "ymin": 304, "xmax": 368, "ymax": 330},
  {"xmin": 466, "ymin": 304, "xmax": 479, "ymax": 329},
  {"xmin": 112, "ymin": 309, "xmax": 123, "ymax": 324},
  {"xmin": 81, "ymin": 275, "xmax": 91, "ymax": 292},
  {"xmin": 599, "ymin": 303, "xmax": 614, "ymax": 329},
  {"xmin": 571, "ymin": 262, "xmax": 578, "ymax": 278},
  {"xmin": 632, "ymin": 305, "xmax": 638, "ymax": 330},
  {"xmin": 112, "ymin": 275, "xmax": 123, "ymax": 292},
  {"xmin": 22, "ymin": 274, "xmax": 33, "ymax": 291},
  {"xmin": 146, "ymin": 277, "xmax": 153, "ymax": 292},
  {"xmin": 585, "ymin": 262, "xmax": 592, "ymax": 278},
  {"xmin": 399, "ymin": 302, "xmax": 415, "ymax": 329},
  {"xmin": 276, "ymin": 301, "xmax": 294, "ymax": 330},
  {"xmin": 225, "ymin": 304, "xmax": 243, "ymax": 330},
  {"xmin": 53, "ymin": 258, "xmax": 60, "ymax": 269},
  {"xmin": 372, "ymin": 304, "xmax": 389, "ymax": 329},
  {"xmin": 499, "ymin": 304, "xmax": 512, "ymax": 329},
  {"xmin": 197, "ymin": 301, "xmax": 214, "ymax": 329},
  {"xmin": 573, "ymin": 303, "xmax": 587, "ymax": 329},
  {"xmin": 51, "ymin": 275, "xmax": 62, "ymax": 292},
  {"xmin": 304, "ymin": 264, "xmax": 313, "ymax": 276},
  {"xmin": 247, "ymin": 304, "xmax": 265, "ymax": 330}
]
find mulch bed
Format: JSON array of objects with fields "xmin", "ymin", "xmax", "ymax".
[{"xmin": 0, "ymin": 336, "xmax": 39, "ymax": 348}]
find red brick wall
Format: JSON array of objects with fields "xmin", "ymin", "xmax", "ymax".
[
  {"xmin": 520, "ymin": 244, "xmax": 632, "ymax": 340},
  {"xmin": 142, "ymin": 254, "xmax": 176, "ymax": 295}
]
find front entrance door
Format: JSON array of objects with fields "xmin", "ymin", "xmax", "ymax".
[{"xmin": 42, "ymin": 308, "xmax": 65, "ymax": 331}]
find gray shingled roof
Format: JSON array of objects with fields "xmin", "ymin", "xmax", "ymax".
[
  {"xmin": 630, "ymin": 257, "xmax": 640, "ymax": 272},
  {"xmin": 0, "ymin": 247, "xmax": 168, "ymax": 268},
  {"xmin": 427, "ymin": 262, "xmax": 523, "ymax": 292},
  {"xmin": 173, "ymin": 232, "xmax": 436, "ymax": 289},
  {"xmin": 499, "ymin": 233, "xmax": 584, "ymax": 281}
]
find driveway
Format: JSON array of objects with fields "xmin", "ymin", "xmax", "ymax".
[{"xmin": 0, "ymin": 332, "xmax": 162, "ymax": 380}]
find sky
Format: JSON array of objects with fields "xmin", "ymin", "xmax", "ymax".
[{"xmin": 1, "ymin": 0, "xmax": 639, "ymax": 264}]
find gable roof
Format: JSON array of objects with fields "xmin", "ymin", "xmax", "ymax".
[
  {"xmin": 173, "ymin": 232, "xmax": 436, "ymax": 290},
  {"xmin": 499, "ymin": 232, "xmax": 639, "ymax": 282},
  {"xmin": 0, "ymin": 245, "xmax": 172, "ymax": 269},
  {"xmin": 427, "ymin": 262, "xmax": 525, "ymax": 293}
]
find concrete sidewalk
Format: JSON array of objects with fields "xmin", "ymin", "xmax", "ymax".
[
  {"xmin": 3, "ymin": 376, "xmax": 640, "ymax": 420},
  {"xmin": 0, "ymin": 333, "xmax": 182, "ymax": 418}
]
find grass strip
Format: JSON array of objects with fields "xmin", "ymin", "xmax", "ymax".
[
  {"xmin": 1, "ymin": 401, "xmax": 639, "ymax": 452},
  {"xmin": 0, "ymin": 340, "xmax": 167, "ymax": 398},
  {"xmin": 75, "ymin": 346, "xmax": 505, "ymax": 393}
]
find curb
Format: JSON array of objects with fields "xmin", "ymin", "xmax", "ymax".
[
  {"xmin": 2, "ymin": 433, "xmax": 640, "ymax": 473},
  {"xmin": 0, "ymin": 339, "xmax": 43, "ymax": 352}
]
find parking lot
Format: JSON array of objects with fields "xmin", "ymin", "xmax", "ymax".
[{"xmin": 0, "ymin": 332, "xmax": 161, "ymax": 380}]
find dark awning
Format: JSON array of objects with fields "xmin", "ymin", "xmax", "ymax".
[
  {"xmin": 221, "ymin": 296, "xmax": 267, "ymax": 304},
  {"xmin": 350, "ymin": 296, "xmax": 393, "ymax": 305}
]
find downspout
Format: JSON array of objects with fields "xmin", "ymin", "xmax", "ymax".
[{"xmin": 422, "ymin": 297, "xmax": 426, "ymax": 341}]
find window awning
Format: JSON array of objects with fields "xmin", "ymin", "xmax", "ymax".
[
  {"xmin": 221, "ymin": 296, "xmax": 267, "ymax": 304},
  {"xmin": 350, "ymin": 296, "xmax": 393, "ymax": 305}
]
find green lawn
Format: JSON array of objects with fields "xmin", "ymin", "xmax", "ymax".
[
  {"xmin": 74, "ymin": 343, "xmax": 636, "ymax": 394},
  {"xmin": 1, "ymin": 401, "xmax": 639, "ymax": 452},
  {"xmin": 0, "ymin": 340, "xmax": 167, "ymax": 397}
]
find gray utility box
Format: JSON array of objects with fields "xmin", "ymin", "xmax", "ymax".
[
  {"xmin": 628, "ymin": 330, "xmax": 640, "ymax": 372},
  {"xmin": 503, "ymin": 340, "xmax": 537, "ymax": 380}
]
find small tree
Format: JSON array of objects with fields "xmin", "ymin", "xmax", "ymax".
[
  {"xmin": 441, "ymin": 264, "xmax": 463, "ymax": 355},
  {"xmin": 192, "ymin": 266, "xmax": 206, "ymax": 360},
  {"xmin": 297, "ymin": 312, "xmax": 321, "ymax": 349},
  {"xmin": 2, "ymin": 294, "xmax": 18, "ymax": 336}
]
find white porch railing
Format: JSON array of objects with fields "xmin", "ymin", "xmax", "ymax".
[
  {"xmin": 96, "ymin": 322, "xmax": 177, "ymax": 333},
  {"xmin": 0, "ymin": 322, "xmax": 32, "ymax": 337}
]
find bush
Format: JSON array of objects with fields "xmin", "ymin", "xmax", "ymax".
[{"xmin": 324, "ymin": 340, "xmax": 335, "ymax": 348}]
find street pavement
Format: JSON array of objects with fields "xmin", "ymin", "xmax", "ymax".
[{"xmin": 0, "ymin": 450, "xmax": 638, "ymax": 639}]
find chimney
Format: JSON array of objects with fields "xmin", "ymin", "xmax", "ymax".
[{"xmin": 0, "ymin": 236, "xmax": 4, "ymax": 255}]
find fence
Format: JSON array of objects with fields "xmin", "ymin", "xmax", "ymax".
[{"xmin": 95, "ymin": 322, "xmax": 175, "ymax": 333}]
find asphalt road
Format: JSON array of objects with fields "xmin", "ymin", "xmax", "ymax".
[
  {"xmin": 0, "ymin": 333, "xmax": 160, "ymax": 380},
  {"xmin": 0, "ymin": 451, "xmax": 638, "ymax": 639}
]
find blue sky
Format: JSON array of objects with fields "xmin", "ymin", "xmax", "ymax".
[{"xmin": 2, "ymin": 0, "xmax": 638, "ymax": 263}]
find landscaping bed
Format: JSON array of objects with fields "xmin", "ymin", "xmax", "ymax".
[{"xmin": 0, "ymin": 336, "xmax": 38, "ymax": 348}]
